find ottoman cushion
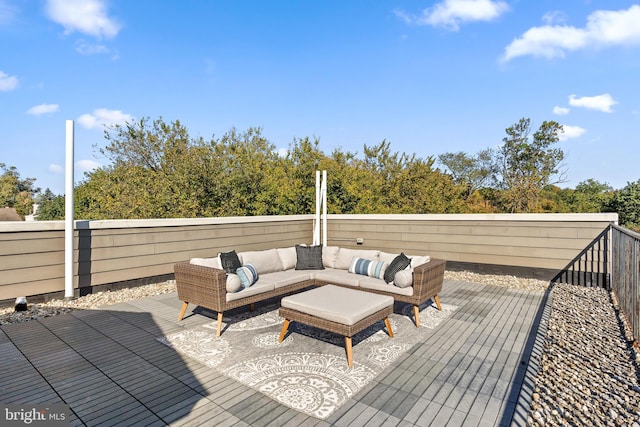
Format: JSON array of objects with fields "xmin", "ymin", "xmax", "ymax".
[{"xmin": 281, "ymin": 285, "xmax": 393, "ymax": 326}]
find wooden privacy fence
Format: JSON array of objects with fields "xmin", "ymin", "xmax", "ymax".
[{"xmin": 553, "ymin": 222, "xmax": 639, "ymax": 346}]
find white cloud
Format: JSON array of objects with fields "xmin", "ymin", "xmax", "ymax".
[
  {"xmin": 77, "ymin": 108, "xmax": 133, "ymax": 129},
  {"xmin": 568, "ymin": 93, "xmax": 617, "ymax": 113},
  {"xmin": 559, "ymin": 124, "xmax": 586, "ymax": 141},
  {"xmin": 395, "ymin": 0, "xmax": 508, "ymax": 31},
  {"xmin": 76, "ymin": 160, "xmax": 101, "ymax": 172},
  {"xmin": 0, "ymin": 0, "xmax": 17, "ymax": 25},
  {"xmin": 45, "ymin": 0, "xmax": 121, "ymax": 39},
  {"xmin": 542, "ymin": 11, "xmax": 567, "ymax": 25},
  {"xmin": 27, "ymin": 103, "xmax": 60, "ymax": 115},
  {"xmin": 75, "ymin": 40, "xmax": 110, "ymax": 55},
  {"xmin": 49, "ymin": 163, "xmax": 64, "ymax": 174},
  {"xmin": 553, "ymin": 106, "xmax": 570, "ymax": 115},
  {"xmin": 0, "ymin": 70, "xmax": 18, "ymax": 91},
  {"xmin": 502, "ymin": 5, "xmax": 640, "ymax": 61}
]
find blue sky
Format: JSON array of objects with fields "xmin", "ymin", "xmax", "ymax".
[{"xmin": 1, "ymin": 0, "xmax": 639, "ymax": 195}]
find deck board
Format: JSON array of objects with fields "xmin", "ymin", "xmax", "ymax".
[{"xmin": 0, "ymin": 279, "xmax": 545, "ymax": 426}]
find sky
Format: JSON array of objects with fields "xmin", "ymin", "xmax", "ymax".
[{"xmin": 1, "ymin": 0, "xmax": 639, "ymax": 195}]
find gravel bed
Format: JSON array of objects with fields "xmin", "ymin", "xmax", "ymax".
[
  {"xmin": 445, "ymin": 270, "xmax": 549, "ymax": 292},
  {"xmin": 527, "ymin": 283, "xmax": 640, "ymax": 426}
]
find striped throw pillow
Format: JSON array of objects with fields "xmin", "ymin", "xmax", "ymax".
[
  {"xmin": 348, "ymin": 257, "xmax": 387, "ymax": 279},
  {"xmin": 236, "ymin": 264, "xmax": 259, "ymax": 289}
]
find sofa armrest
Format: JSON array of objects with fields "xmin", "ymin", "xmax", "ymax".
[
  {"xmin": 412, "ymin": 258, "xmax": 446, "ymax": 300},
  {"xmin": 174, "ymin": 261, "xmax": 227, "ymax": 312}
]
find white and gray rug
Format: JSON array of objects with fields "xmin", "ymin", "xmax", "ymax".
[{"xmin": 159, "ymin": 300, "xmax": 456, "ymax": 419}]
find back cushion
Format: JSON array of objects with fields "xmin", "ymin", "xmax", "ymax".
[
  {"xmin": 378, "ymin": 252, "xmax": 399, "ymax": 265},
  {"xmin": 190, "ymin": 257, "xmax": 222, "ymax": 269},
  {"xmin": 322, "ymin": 246, "xmax": 340, "ymax": 268},
  {"xmin": 408, "ymin": 255, "xmax": 431, "ymax": 268},
  {"xmin": 238, "ymin": 249, "xmax": 284, "ymax": 274},
  {"xmin": 276, "ymin": 247, "xmax": 297, "ymax": 270},
  {"xmin": 335, "ymin": 248, "xmax": 380, "ymax": 270}
]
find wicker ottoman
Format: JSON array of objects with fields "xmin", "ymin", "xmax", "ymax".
[{"xmin": 278, "ymin": 285, "xmax": 394, "ymax": 367}]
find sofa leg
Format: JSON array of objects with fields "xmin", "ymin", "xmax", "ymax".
[
  {"xmin": 216, "ymin": 312, "xmax": 223, "ymax": 337},
  {"xmin": 434, "ymin": 294, "xmax": 442, "ymax": 311},
  {"xmin": 178, "ymin": 302, "xmax": 188, "ymax": 321},
  {"xmin": 278, "ymin": 319, "xmax": 290, "ymax": 342},
  {"xmin": 384, "ymin": 317, "xmax": 394, "ymax": 338},
  {"xmin": 345, "ymin": 337, "xmax": 353, "ymax": 368},
  {"xmin": 249, "ymin": 303, "xmax": 255, "ymax": 311},
  {"xmin": 413, "ymin": 305, "xmax": 421, "ymax": 328}
]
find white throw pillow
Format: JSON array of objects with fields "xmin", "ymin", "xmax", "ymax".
[
  {"xmin": 226, "ymin": 274, "xmax": 242, "ymax": 293},
  {"xmin": 394, "ymin": 270, "xmax": 413, "ymax": 288}
]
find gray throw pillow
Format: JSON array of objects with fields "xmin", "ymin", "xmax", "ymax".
[
  {"xmin": 220, "ymin": 250, "xmax": 241, "ymax": 274},
  {"xmin": 295, "ymin": 244, "xmax": 325, "ymax": 270},
  {"xmin": 384, "ymin": 253, "xmax": 411, "ymax": 283}
]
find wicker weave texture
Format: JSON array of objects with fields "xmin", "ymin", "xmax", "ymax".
[
  {"xmin": 279, "ymin": 304, "xmax": 393, "ymax": 337},
  {"xmin": 174, "ymin": 258, "xmax": 446, "ymax": 322}
]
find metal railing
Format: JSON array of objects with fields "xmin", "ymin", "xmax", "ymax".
[
  {"xmin": 552, "ymin": 225, "xmax": 610, "ymax": 289},
  {"xmin": 610, "ymin": 223, "xmax": 640, "ymax": 346},
  {"xmin": 553, "ymin": 222, "xmax": 639, "ymax": 345}
]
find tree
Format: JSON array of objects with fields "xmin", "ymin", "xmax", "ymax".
[
  {"xmin": 79, "ymin": 117, "xmax": 202, "ymax": 219},
  {"xmin": 438, "ymin": 149, "xmax": 495, "ymax": 200},
  {"xmin": 0, "ymin": 163, "xmax": 40, "ymax": 218},
  {"xmin": 35, "ymin": 189, "xmax": 65, "ymax": 220},
  {"xmin": 494, "ymin": 118, "xmax": 565, "ymax": 212},
  {"xmin": 77, "ymin": 118, "xmax": 302, "ymax": 219},
  {"xmin": 606, "ymin": 180, "xmax": 640, "ymax": 231},
  {"xmin": 565, "ymin": 179, "xmax": 614, "ymax": 213}
]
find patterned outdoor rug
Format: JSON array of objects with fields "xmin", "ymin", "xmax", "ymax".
[{"xmin": 159, "ymin": 300, "xmax": 456, "ymax": 419}]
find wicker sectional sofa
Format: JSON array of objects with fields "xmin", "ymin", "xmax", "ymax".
[{"xmin": 174, "ymin": 246, "xmax": 446, "ymax": 336}]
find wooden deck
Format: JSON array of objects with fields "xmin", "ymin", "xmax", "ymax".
[{"xmin": 0, "ymin": 279, "xmax": 546, "ymax": 426}]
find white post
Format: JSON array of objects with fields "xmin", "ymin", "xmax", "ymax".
[
  {"xmin": 65, "ymin": 120, "xmax": 74, "ymax": 299},
  {"xmin": 313, "ymin": 170, "xmax": 320, "ymax": 245},
  {"xmin": 321, "ymin": 170, "xmax": 327, "ymax": 246}
]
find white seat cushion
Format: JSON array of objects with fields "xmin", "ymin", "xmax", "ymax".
[
  {"xmin": 261, "ymin": 270, "xmax": 313, "ymax": 289},
  {"xmin": 359, "ymin": 277, "xmax": 414, "ymax": 297},
  {"xmin": 281, "ymin": 285, "xmax": 393, "ymax": 325},
  {"xmin": 226, "ymin": 280, "xmax": 275, "ymax": 302},
  {"xmin": 314, "ymin": 269, "xmax": 362, "ymax": 287}
]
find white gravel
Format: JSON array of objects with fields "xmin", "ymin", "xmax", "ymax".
[
  {"xmin": 0, "ymin": 271, "xmax": 548, "ymax": 326},
  {"xmin": 527, "ymin": 283, "xmax": 640, "ymax": 426}
]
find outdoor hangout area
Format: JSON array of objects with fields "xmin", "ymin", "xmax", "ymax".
[{"xmin": 1, "ymin": 212, "xmax": 639, "ymax": 425}]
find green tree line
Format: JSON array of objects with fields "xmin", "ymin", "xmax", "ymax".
[{"xmin": 2, "ymin": 116, "xmax": 638, "ymax": 230}]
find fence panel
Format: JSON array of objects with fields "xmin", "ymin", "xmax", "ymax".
[{"xmin": 611, "ymin": 224, "xmax": 640, "ymax": 346}]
